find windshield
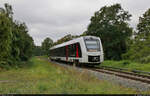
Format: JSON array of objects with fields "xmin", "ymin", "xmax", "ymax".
[{"xmin": 85, "ymin": 40, "xmax": 100, "ymax": 52}]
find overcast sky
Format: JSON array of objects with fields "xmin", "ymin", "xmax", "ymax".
[{"xmin": 1, "ymin": 0, "xmax": 150, "ymax": 46}]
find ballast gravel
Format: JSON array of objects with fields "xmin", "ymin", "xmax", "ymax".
[{"xmin": 52, "ymin": 61, "xmax": 150, "ymax": 92}]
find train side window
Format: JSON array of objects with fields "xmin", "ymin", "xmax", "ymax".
[
  {"xmin": 68, "ymin": 45, "xmax": 70, "ymax": 57},
  {"xmin": 63, "ymin": 46, "xmax": 65, "ymax": 57},
  {"xmin": 50, "ymin": 42, "xmax": 82, "ymax": 57},
  {"xmin": 68, "ymin": 44, "xmax": 74, "ymax": 57},
  {"xmin": 73, "ymin": 44, "xmax": 76, "ymax": 57},
  {"xmin": 68, "ymin": 44, "xmax": 75, "ymax": 57}
]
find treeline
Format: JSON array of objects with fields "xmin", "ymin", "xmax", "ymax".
[
  {"xmin": 53, "ymin": 34, "xmax": 80, "ymax": 46},
  {"xmin": 33, "ymin": 37, "xmax": 53, "ymax": 56},
  {"xmin": 0, "ymin": 4, "xmax": 34, "ymax": 68},
  {"xmin": 52, "ymin": 4, "xmax": 150, "ymax": 64},
  {"xmin": 85, "ymin": 4, "xmax": 150, "ymax": 63}
]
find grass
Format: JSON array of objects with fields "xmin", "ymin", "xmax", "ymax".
[
  {"xmin": 101, "ymin": 60, "xmax": 150, "ymax": 72},
  {"xmin": 0, "ymin": 56, "xmax": 148, "ymax": 94}
]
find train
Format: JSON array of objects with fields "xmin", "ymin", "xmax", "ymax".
[{"xmin": 49, "ymin": 36, "xmax": 104, "ymax": 66}]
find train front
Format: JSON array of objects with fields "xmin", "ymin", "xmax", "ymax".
[{"xmin": 81, "ymin": 36, "xmax": 104, "ymax": 65}]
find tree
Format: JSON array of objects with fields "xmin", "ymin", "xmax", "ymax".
[
  {"xmin": 33, "ymin": 46, "xmax": 45, "ymax": 56},
  {"xmin": 80, "ymin": 31, "xmax": 87, "ymax": 36},
  {"xmin": 86, "ymin": 4, "xmax": 133, "ymax": 60},
  {"xmin": 53, "ymin": 34, "xmax": 80, "ymax": 46},
  {"xmin": 0, "ymin": 4, "xmax": 13, "ymax": 65},
  {"xmin": 54, "ymin": 34, "xmax": 72, "ymax": 45},
  {"xmin": 123, "ymin": 8, "xmax": 150, "ymax": 63},
  {"xmin": 0, "ymin": 3, "xmax": 35, "ymax": 68},
  {"xmin": 42, "ymin": 37, "xmax": 53, "ymax": 55},
  {"xmin": 137, "ymin": 8, "xmax": 150, "ymax": 39}
]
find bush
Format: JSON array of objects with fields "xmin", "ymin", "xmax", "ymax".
[
  {"xmin": 122, "ymin": 60, "xmax": 130, "ymax": 65},
  {"xmin": 140, "ymin": 55, "xmax": 150, "ymax": 64},
  {"xmin": 122, "ymin": 36, "xmax": 150, "ymax": 64}
]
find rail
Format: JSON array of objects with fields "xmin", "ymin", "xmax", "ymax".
[{"xmin": 99, "ymin": 65, "xmax": 150, "ymax": 76}]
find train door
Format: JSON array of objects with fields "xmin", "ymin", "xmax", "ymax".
[{"xmin": 76, "ymin": 43, "xmax": 79, "ymax": 58}]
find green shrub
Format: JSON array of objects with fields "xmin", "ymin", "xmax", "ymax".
[
  {"xmin": 140, "ymin": 55, "xmax": 150, "ymax": 64},
  {"xmin": 122, "ymin": 60, "xmax": 130, "ymax": 65},
  {"xmin": 38, "ymin": 84, "xmax": 48, "ymax": 92}
]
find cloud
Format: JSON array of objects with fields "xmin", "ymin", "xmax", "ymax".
[{"xmin": 1, "ymin": 0, "xmax": 150, "ymax": 45}]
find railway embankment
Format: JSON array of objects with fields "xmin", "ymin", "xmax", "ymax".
[
  {"xmin": 0, "ymin": 56, "xmax": 141, "ymax": 94},
  {"xmin": 52, "ymin": 60, "xmax": 150, "ymax": 92}
]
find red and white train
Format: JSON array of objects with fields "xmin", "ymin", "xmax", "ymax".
[{"xmin": 49, "ymin": 36, "xmax": 104, "ymax": 66}]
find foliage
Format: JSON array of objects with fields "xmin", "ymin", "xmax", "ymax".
[
  {"xmin": 101, "ymin": 60, "xmax": 150, "ymax": 72},
  {"xmin": 137, "ymin": 8, "xmax": 150, "ymax": 39},
  {"xmin": 0, "ymin": 3, "xmax": 34, "ymax": 68},
  {"xmin": 122, "ymin": 34, "xmax": 150, "ymax": 63},
  {"xmin": 33, "ymin": 46, "xmax": 45, "ymax": 56},
  {"xmin": 12, "ymin": 22, "xmax": 34, "ymax": 61},
  {"xmin": 0, "ymin": 56, "xmax": 140, "ymax": 94},
  {"xmin": 86, "ymin": 4, "xmax": 133, "ymax": 60},
  {"xmin": 53, "ymin": 34, "xmax": 80, "ymax": 46},
  {"xmin": 80, "ymin": 31, "xmax": 88, "ymax": 36},
  {"xmin": 0, "ymin": 4, "xmax": 13, "ymax": 65},
  {"xmin": 123, "ymin": 8, "xmax": 150, "ymax": 63},
  {"xmin": 41, "ymin": 37, "xmax": 53, "ymax": 56}
]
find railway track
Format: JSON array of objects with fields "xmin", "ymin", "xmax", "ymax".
[
  {"xmin": 51, "ymin": 60, "xmax": 150, "ymax": 84},
  {"xmin": 85, "ymin": 66, "xmax": 150, "ymax": 84}
]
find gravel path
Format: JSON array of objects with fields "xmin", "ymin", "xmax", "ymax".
[{"xmin": 51, "ymin": 61, "xmax": 150, "ymax": 92}]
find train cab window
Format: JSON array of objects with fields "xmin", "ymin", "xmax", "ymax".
[{"xmin": 85, "ymin": 40, "xmax": 100, "ymax": 52}]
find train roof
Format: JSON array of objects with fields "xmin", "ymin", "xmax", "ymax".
[{"xmin": 50, "ymin": 36, "xmax": 100, "ymax": 50}]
